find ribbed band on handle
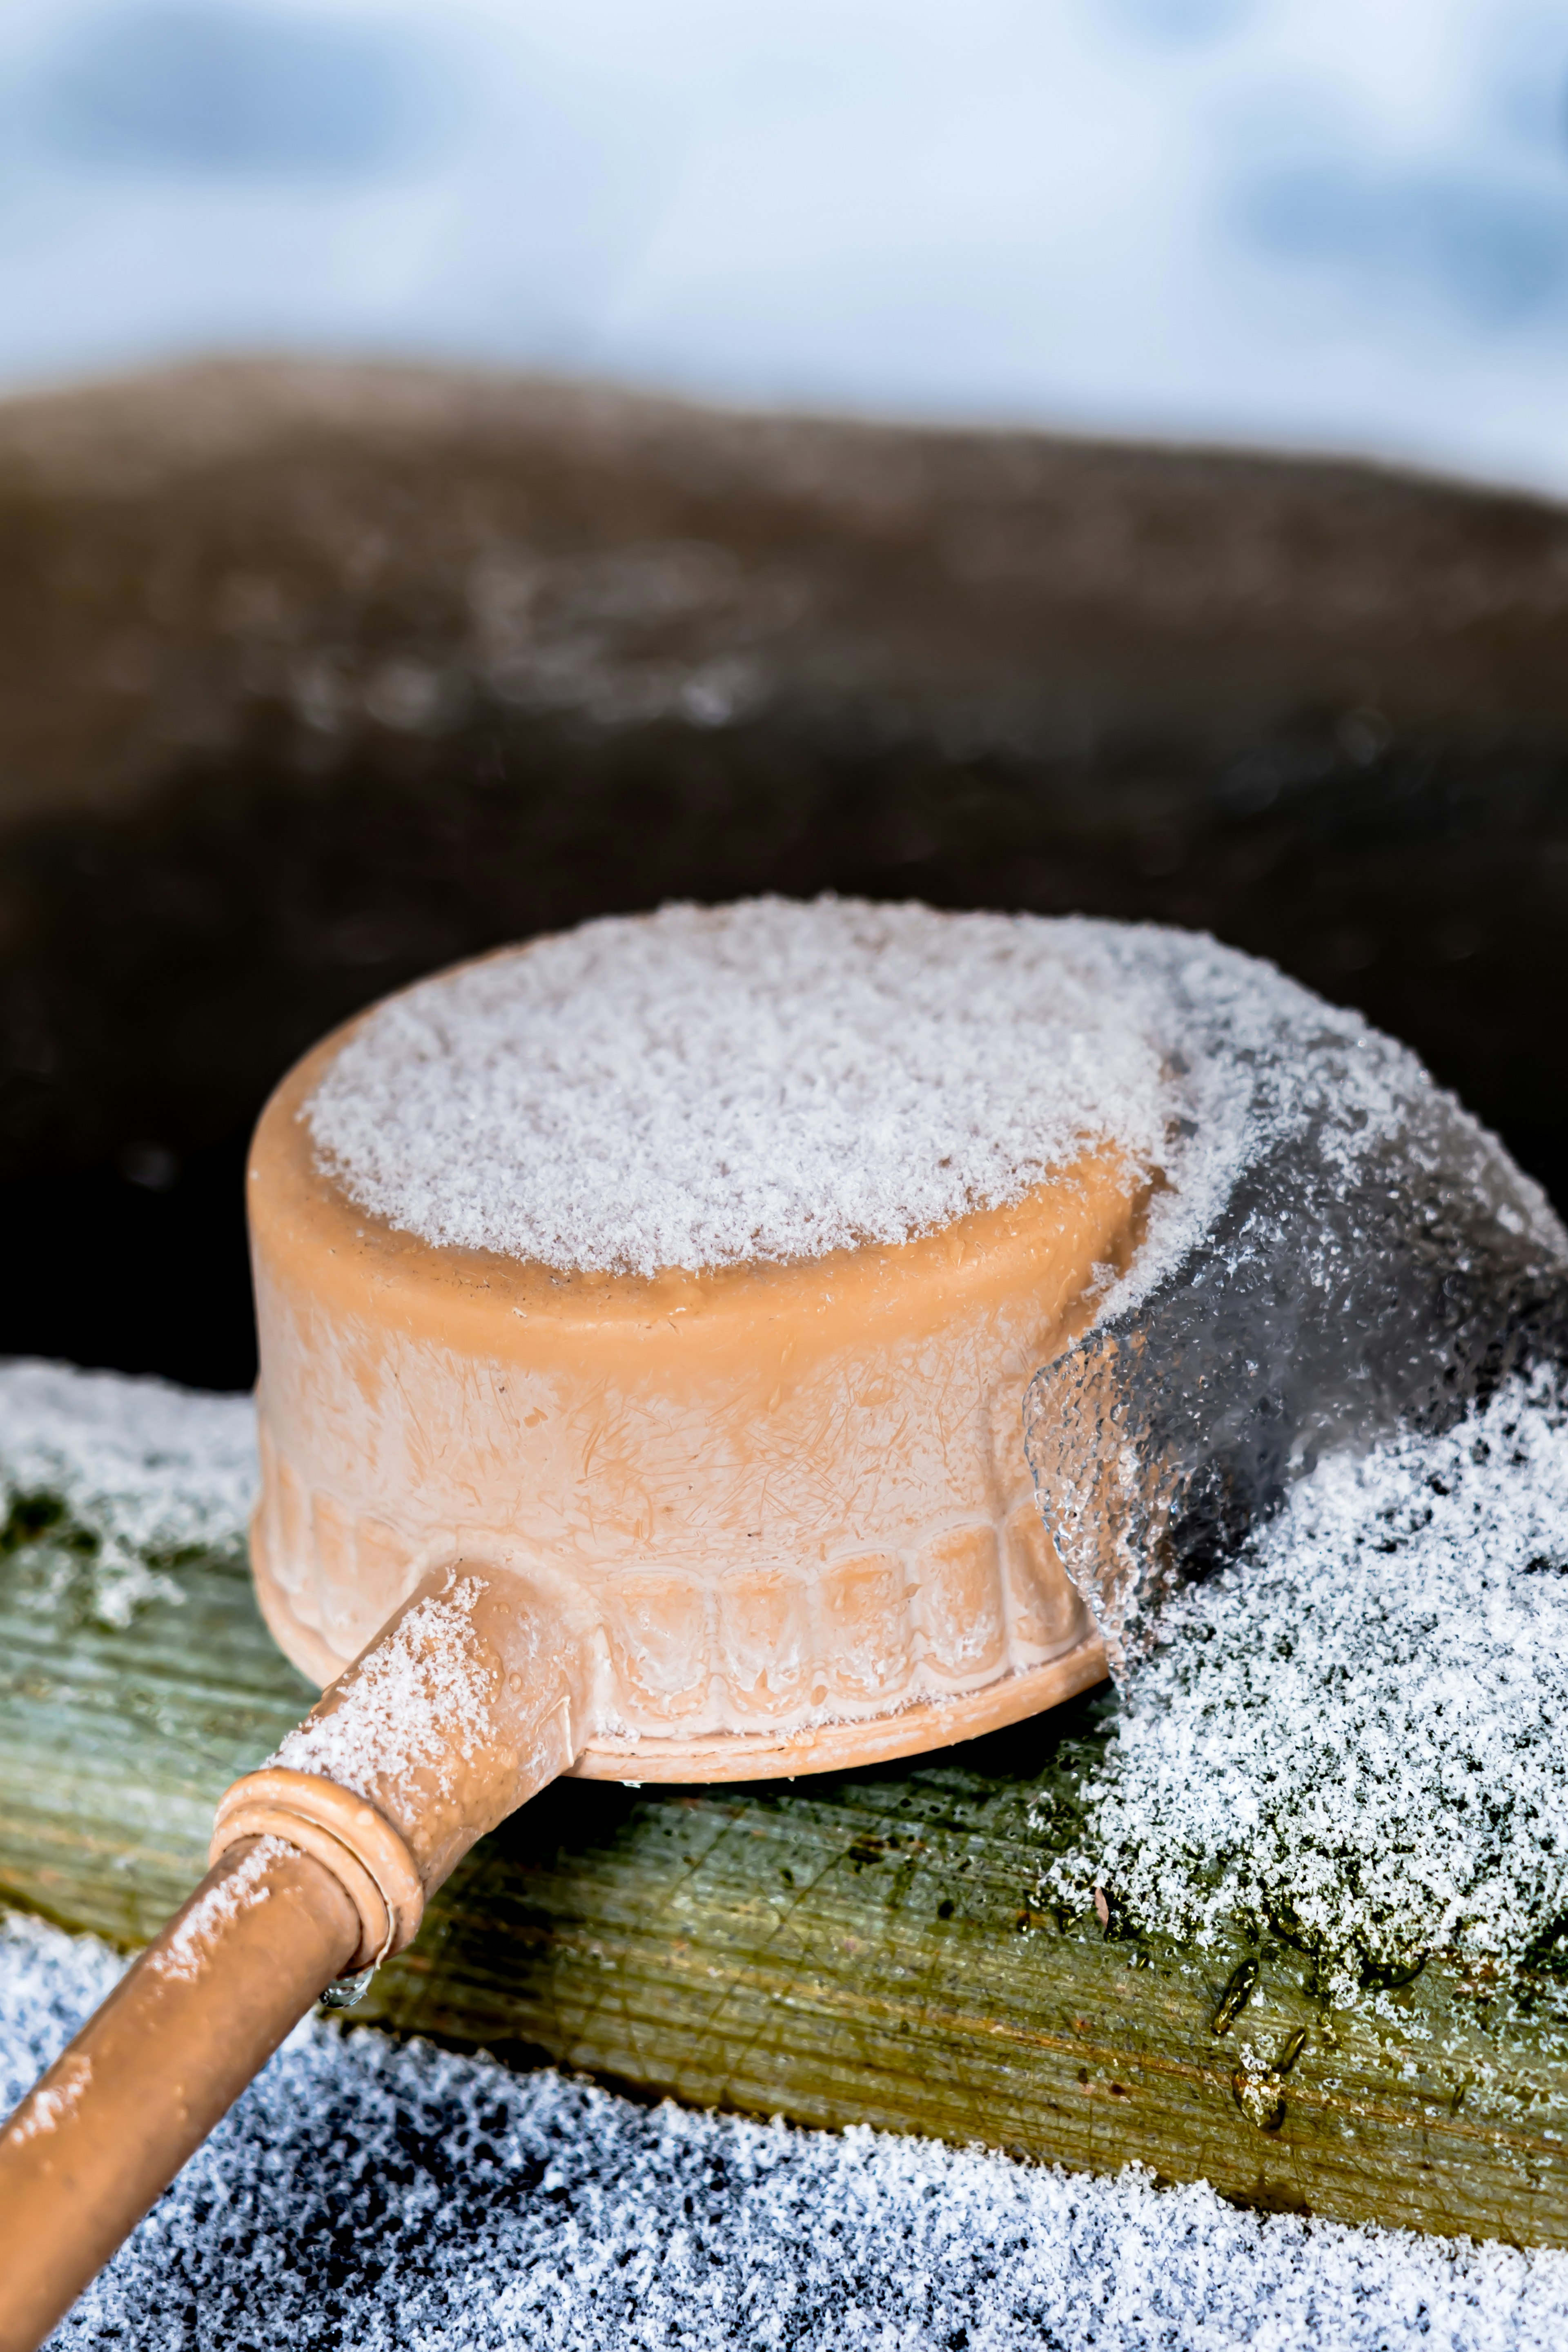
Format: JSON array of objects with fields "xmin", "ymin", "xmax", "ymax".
[{"xmin": 211, "ymin": 1767, "xmax": 426, "ymax": 1971}]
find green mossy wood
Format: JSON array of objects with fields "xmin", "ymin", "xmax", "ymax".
[{"xmin": 2, "ymin": 1501, "xmax": 1566, "ymax": 2248}]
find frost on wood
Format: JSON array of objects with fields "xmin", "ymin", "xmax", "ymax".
[
  {"xmin": 4, "ymin": 1911, "xmax": 1568, "ymax": 2352},
  {"xmin": 0, "ymin": 1360, "xmax": 256, "ymax": 1628},
  {"xmin": 1043, "ymin": 1372, "xmax": 1568, "ymax": 1993}
]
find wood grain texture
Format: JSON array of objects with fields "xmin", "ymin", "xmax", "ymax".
[{"xmin": 2, "ymin": 1506, "xmax": 1566, "ymax": 2247}]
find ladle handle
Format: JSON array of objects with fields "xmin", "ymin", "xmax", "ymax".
[
  {"xmin": 0, "ymin": 1838, "xmax": 360, "ymax": 2352},
  {"xmin": 0, "ymin": 1559, "xmax": 594, "ymax": 2350}
]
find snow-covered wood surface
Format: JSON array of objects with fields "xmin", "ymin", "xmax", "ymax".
[
  {"xmin": 2, "ymin": 1431, "xmax": 1566, "ymax": 2250},
  {"xmin": 11, "ymin": 1910, "xmax": 1568, "ymax": 2352}
]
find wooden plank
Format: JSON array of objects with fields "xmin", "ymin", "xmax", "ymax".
[{"xmin": 2, "ymin": 1497, "xmax": 1567, "ymax": 2247}]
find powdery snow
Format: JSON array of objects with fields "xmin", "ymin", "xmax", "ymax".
[
  {"xmin": 147, "ymin": 1838, "xmax": 293, "ymax": 1987},
  {"xmin": 0, "ymin": 1360, "xmax": 256, "ymax": 1626},
  {"xmin": 307, "ymin": 892, "xmax": 1566, "ymax": 1493},
  {"xmin": 305, "ymin": 895, "xmax": 1497, "ymax": 1312},
  {"xmin": 2, "ymin": 1908, "xmax": 1566, "ymax": 2352},
  {"xmin": 307, "ymin": 898, "xmax": 1177, "ymax": 1276},
  {"xmin": 272, "ymin": 1577, "xmax": 492, "ymax": 1811},
  {"xmin": 1043, "ymin": 1369, "xmax": 1568, "ymax": 1992},
  {"xmin": 5, "ymin": 2048, "xmax": 91, "ymax": 2145}
]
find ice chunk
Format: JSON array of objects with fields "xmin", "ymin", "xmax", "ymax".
[{"xmin": 1025, "ymin": 935, "xmax": 1568, "ymax": 1670}]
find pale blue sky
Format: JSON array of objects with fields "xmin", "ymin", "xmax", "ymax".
[{"xmin": 2, "ymin": 0, "xmax": 1566, "ymax": 491}]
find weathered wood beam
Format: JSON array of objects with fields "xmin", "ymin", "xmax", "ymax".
[{"xmin": 2, "ymin": 1509, "xmax": 1566, "ymax": 2247}]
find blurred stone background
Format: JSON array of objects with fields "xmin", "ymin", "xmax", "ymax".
[
  {"xmin": 1, "ymin": 363, "xmax": 1564, "ymax": 1387},
  {"xmin": 0, "ymin": 2, "xmax": 1564, "ymax": 1388}
]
